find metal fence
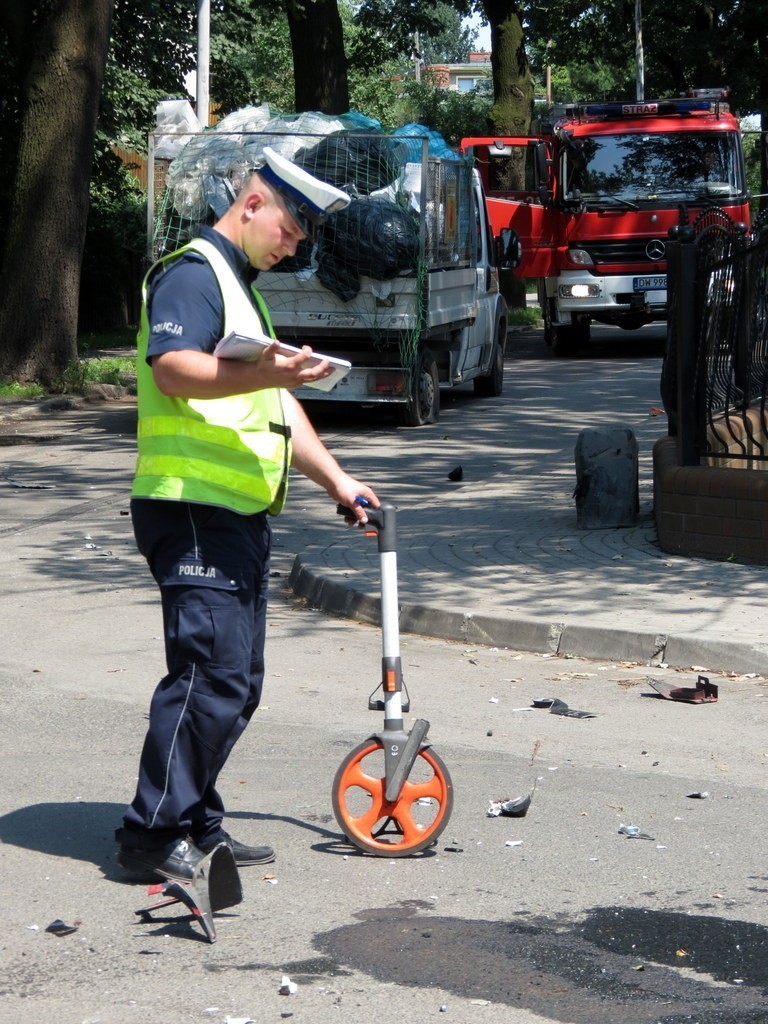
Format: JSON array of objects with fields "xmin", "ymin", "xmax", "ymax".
[{"xmin": 662, "ymin": 205, "xmax": 768, "ymax": 465}]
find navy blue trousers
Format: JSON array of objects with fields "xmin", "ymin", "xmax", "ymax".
[{"xmin": 118, "ymin": 498, "xmax": 271, "ymax": 851}]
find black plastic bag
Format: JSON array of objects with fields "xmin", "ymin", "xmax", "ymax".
[
  {"xmin": 315, "ymin": 199, "xmax": 419, "ymax": 301},
  {"xmin": 295, "ymin": 132, "xmax": 406, "ymax": 195}
]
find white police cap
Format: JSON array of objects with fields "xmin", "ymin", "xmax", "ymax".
[{"xmin": 258, "ymin": 146, "xmax": 350, "ymax": 236}]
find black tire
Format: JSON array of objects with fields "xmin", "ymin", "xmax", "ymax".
[
  {"xmin": 474, "ymin": 320, "xmax": 505, "ymax": 397},
  {"xmin": 550, "ymin": 323, "xmax": 579, "ymax": 356},
  {"xmin": 542, "ymin": 294, "xmax": 555, "ymax": 347},
  {"xmin": 551, "ymin": 319, "xmax": 590, "ymax": 357},
  {"xmin": 396, "ymin": 349, "xmax": 440, "ymax": 426}
]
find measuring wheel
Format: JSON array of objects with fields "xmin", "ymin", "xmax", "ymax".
[{"xmin": 332, "ymin": 737, "xmax": 454, "ymax": 856}]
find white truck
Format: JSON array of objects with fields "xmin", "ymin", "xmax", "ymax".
[{"xmin": 149, "ymin": 112, "xmax": 517, "ymax": 425}]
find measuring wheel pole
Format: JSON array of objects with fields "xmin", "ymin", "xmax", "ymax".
[{"xmin": 367, "ymin": 503, "xmax": 432, "ymax": 801}]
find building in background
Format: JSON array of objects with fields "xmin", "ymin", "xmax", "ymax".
[{"xmin": 426, "ymin": 52, "xmax": 492, "ymax": 93}]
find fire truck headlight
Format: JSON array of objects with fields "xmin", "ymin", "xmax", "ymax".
[
  {"xmin": 559, "ymin": 283, "xmax": 601, "ymax": 299},
  {"xmin": 568, "ymin": 248, "xmax": 594, "ymax": 266}
]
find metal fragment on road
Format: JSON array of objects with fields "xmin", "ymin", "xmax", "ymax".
[
  {"xmin": 532, "ymin": 696, "xmax": 596, "ymax": 718},
  {"xmin": 618, "ymin": 824, "xmax": 655, "ymax": 840}
]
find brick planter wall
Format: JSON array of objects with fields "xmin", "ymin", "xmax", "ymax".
[{"xmin": 654, "ymin": 436, "xmax": 768, "ymax": 564}]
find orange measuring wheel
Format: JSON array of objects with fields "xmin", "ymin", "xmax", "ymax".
[{"xmin": 332, "ymin": 737, "xmax": 453, "ymax": 856}]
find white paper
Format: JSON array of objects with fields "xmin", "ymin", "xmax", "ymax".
[{"xmin": 213, "ymin": 331, "xmax": 351, "ymax": 392}]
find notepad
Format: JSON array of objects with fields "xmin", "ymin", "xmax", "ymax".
[{"xmin": 213, "ymin": 331, "xmax": 351, "ymax": 392}]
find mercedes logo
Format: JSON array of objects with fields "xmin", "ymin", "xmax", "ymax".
[{"xmin": 646, "ymin": 238, "xmax": 666, "ymax": 260}]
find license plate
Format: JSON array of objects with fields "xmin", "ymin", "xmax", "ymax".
[{"xmin": 633, "ymin": 275, "xmax": 666, "ymax": 291}]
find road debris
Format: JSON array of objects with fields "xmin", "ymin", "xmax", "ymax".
[
  {"xmin": 618, "ymin": 824, "xmax": 655, "ymax": 841},
  {"xmin": 646, "ymin": 674, "xmax": 718, "ymax": 703},
  {"xmin": 532, "ymin": 696, "xmax": 596, "ymax": 718},
  {"xmin": 45, "ymin": 919, "xmax": 78, "ymax": 937},
  {"xmin": 488, "ymin": 795, "xmax": 531, "ymax": 818}
]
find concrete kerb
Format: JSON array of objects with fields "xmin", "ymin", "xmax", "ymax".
[
  {"xmin": 0, "ymin": 388, "xmax": 132, "ymax": 425},
  {"xmin": 289, "ymin": 555, "xmax": 558, "ymax": 651},
  {"xmin": 662, "ymin": 634, "xmax": 768, "ymax": 678},
  {"xmin": 289, "ymin": 553, "xmax": 768, "ymax": 677}
]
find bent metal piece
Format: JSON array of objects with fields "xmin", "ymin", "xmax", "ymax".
[
  {"xmin": 134, "ymin": 843, "xmax": 243, "ymax": 943},
  {"xmin": 646, "ymin": 674, "xmax": 719, "ymax": 704}
]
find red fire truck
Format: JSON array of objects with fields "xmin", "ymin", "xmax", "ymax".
[{"xmin": 462, "ymin": 88, "xmax": 750, "ymax": 355}]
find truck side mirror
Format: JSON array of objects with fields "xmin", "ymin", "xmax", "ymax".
[
  {"xmin": 497, "ymin": 228, "xmax": 522, "ymax": 269},
  {"xmin": 535, "ymin": 142, "xmax": 554, "ymax": 206}
]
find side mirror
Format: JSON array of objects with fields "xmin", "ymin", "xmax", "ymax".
[
  {"xmin": 535, "ymin": 142, "xmax": 554, "ymax": 206},
  {"xmin": 496, "ymin": 227, "xmax": 522, "ymax": 269}
]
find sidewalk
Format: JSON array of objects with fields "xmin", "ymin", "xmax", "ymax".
[{"xmin": 3, "ymin": 332, "xmax": 768, "ymax": 677}]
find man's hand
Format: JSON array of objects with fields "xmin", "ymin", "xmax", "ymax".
[
  {"xmin": 331, "ymin": 477, "xmax": 379, "ymax": 526},
  {"xmin": 257, "ymin": 341, "xmax": 334, "ymax": 389}
]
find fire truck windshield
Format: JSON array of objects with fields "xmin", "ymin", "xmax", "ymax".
[{"xmin": 564, "ymin": 131, "xmax": 744, "ymax": 203}]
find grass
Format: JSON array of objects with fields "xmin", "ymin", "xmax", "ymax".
[
  {"xmin": 0, "ymin": 380, "xmax": 45, "ymax": 400},
  {"xmin": 0, "ymin": 326, "xmax": 137, "ymax": 400},
  {"xmin": 509, "ymin": 305, "xmax": 543, "ymax": 326},
  {"xmin": 80, "ymin": 355, "xmax": 136, "ymax": 383}
]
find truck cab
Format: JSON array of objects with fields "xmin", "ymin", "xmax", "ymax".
[{"xmin": 462, "ymin": 88, "xmax": 750, "ymax": 355}]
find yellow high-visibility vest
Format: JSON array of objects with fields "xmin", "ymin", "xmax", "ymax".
[{"xmin": 132, "ymin": 237, "xmax": 291, "ymax": 515}]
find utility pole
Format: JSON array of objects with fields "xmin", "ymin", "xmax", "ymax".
[
  {"xmin": 635, "ymin": 0, "xmax": 644, "ymax": 101},
  {"xmin": 197, "ymin": 0, "xmax": 210, "ymax": 126},
  {"xmin": 413, "ymin": 30, "xmax": 421, "ymax": 84}
]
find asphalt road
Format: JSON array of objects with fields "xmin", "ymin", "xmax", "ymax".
[
  {"xmin": 3, "ymin": 323, "xmax": 768, "ymax": 1023},
  {"xmin": 2, "ymin": 585, "xmax": 768, "ymax": 1024}
]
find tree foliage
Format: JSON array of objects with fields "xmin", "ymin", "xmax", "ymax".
[
  {"xmin": 418, "ymin": 3, "xmax": 478, "ymax": 64},
  {"xmin": 523, "ymin": 1, "xmax": 768, "ymax": 115},
  {"xmin": 395, "ymin": 80, "xmax": 491, "ymax": 144},
  {"xmin": 209, "ymin": 3, "xmax": 294, "ymax": 113},
  {"xmin": 351, "ymin": 0, "xmax": 472, "ymax": 71},
  {"xmin": 102, "ymin": 0, "xmax": 195, "ymax": 150}
]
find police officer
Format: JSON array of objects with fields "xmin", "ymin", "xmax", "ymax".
[{"xmin": 116, "ymin": 148, "xmax": 379, "ymax": 882}]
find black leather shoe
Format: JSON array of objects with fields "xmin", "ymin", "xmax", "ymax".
[
  {"xmin": 198, "ymin": 832, "xmax": 275, "ymax": 866},
  {"xmin": 116, "ymin": 837, "xmax": 204, "ymax": 882}
]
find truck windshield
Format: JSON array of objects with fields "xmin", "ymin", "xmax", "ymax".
[{"xmin": 564, "ymin": 131, "xmax": 744, "ymax": 203}]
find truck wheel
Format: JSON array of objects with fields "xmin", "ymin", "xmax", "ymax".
[
  {"xmin": 474, "ymin": 321, "xmax": 505, "ymax": 397},
  {"xmin": 550, "ymin": 323, "xmax": 577, "ymax": 356},
  {"xmin": 542, "ymin": 297, "xmax": 556, "ymax": 347},
  {"xmin": 551, "ymin": 319, "xmax": 590, "ymax": 357},
  {"xmin": 396, "ymin": 350, "xmax": 440, "ymax": 427}
]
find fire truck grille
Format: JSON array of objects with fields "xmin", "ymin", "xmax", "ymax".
[{"xmin": 578, "ymin": 240, "xmax": 666, "ymax": 266}]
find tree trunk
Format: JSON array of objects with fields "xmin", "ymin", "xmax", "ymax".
[
  {"xmin": 286, "ymin": 0, "xmax": 349, "ymax": 114},
  {"xmin": 0, "ymin": 0, "xmax": 113, "ymax": 386},
  {"xmin": 481, "ymin": 0, "xmax": 533, "ymax": 309}
]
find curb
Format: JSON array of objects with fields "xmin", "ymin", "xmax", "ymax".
[
  {"xmin": 289, "ymin": 554, "xmax": 768, "ymax": 677},
  {"xmin": 0, "ymin": 388, "xmax": 135, "ymax": 424}
]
